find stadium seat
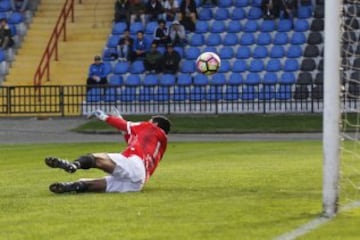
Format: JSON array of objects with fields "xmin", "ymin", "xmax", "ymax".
[
  {"xmin": 293, "ymin": 84, "xmax": 309, "ymax": 100},
  {"xmin": 130, "ymin": 22, "xmax": 144, "ymax": 35},
  {"xmin": 279, "ymin": 72, "xmax": 296, "ymax": 84},
  {"xmin": 86, "ymin": 88, "xmax": 102, "ymax": 102},
  {"xmin": 234, "ymin": 0, "xmax": 249, "ymax": 7},
  {"xmin": 214, "ymin": 8, "xmax": 230, "ymax": 20},
  {"xmin": 243, "ymin": 20, "xmax": 258, "ymax": 32},
  {"xmin": 104, "ymin": 87, "xmax": 120, "ymax": 102},
  {"xmin": 222, "ymin": 33, "xmax": 238, "ymax": 46},
  {"xmin": 256, "ymin": 32, "xmax": 272, "ymax": 46},
  {"xmin": 0, "ymin": 0, "xmax": 11, "ymax": 12},
  {"xmin": 276, "ymin": 85, "xmax": 293, "ymax": 100},
  {"xmin": 310, "ymin": 19, "xmax": 324, "ymax": 31},
  {"xmin": 120, "ymin": 74, "xmax": 141, "ymax": 102},
  {"xmin": 239, "ymin": 32, "xmax": 255, "ymax": 45},
  {"xmin": 314, "ymin": 5, "xmax": 324, "ymax": 18},
  {"xmin": 218, "ymin": 0, "xmax": 233, "ymax": 7},
  {"xmin": 293, "ymin": 19, "xmax": 310, "ymax": 32},
  {"xmin": 251, "ymin": 0, "xmax": 262, "ymax": 7},
  {"xmin": 236, "ymin": 46, "xmax": 251, "ymax": 59},
  {"xmin": 173, "ymin": 73, "xmax": 191, "ymax": 101},
  {"xmin": 174, "ymin": 46, "xmax": 184, "ymax": 57},
  {"xmin": 231, "ymin": 7, "xmax": 246, "ymax": 20},
  {"xmin": 227, "ymin": 20, "xmax": 242, "ymax": 33},
  {"xmin": 247, "ymin": 7, "xmax": 263, "ymax": 19},
  {"xmin": 145, "ymin": 21, "xmax": 158, "ymax": 34},
  {"xmin": 290, "ymin": 32, "xmax": 306, "ymax": 45},
  {"xmin": 225, "ymin": 85, "xmax": 241, "ymax": 100},
  {"xmin": 189, "ymin": 33, "xmax": 205, "ymax": 46},
  {"xmin": 159, "ymin": 73, "xmax": 176, "ymax": 86},
  {"xmin": 203, "ymin": 46, "xmax": 218, "ymax": 54},
  {"xmin": 283, "ymin": 59, "xmax": 299, "ymax": 72},
  {"xmin": 263, "ymin": 72, "xmax": 278, "ymax": 85},
  {"xmin": 112, "ymin": 22, "xmax": 127, "ymax": 35},
  {"xmin": 245, "ymin": 72, "xmax": 261, "ymax": 85},
  {"xmin": 130, "ymin": 60, "xmax": 145, "ymax": 74},
  {"xmin": 207, "ymin": 74, "xmax": 226, "ymax": 101},
  {"xmin": 228, "ymin": 72, "xmax": 244, "ymax": 85},
  {"xmin": 259, "ymin": 84, "xmax": 276, "ymax": 100},
  {"xmin": 206, "ymin": 33, "xmax": 222, "ymax": 46},
  {"xmin": 102, "ymin": 48, "xmax": 117, "ymax": 61},
  {"xmin": 108, "ymin": 74, "xmax": 124, "ymax": 85},
  {"xmin": 300, "ymin": 58, "xmax": 316, "ymax": 71},
  {"xmin": 265, "ymin": 59, "xmax": 282, "ymax": 72},
  {"xmin": 190, "ymin": 74, "xmax": 208, "ymax": 101},
  {"xmin": 297, "ymin": 6, "xmax": 312, "ymax": 19},
  {"xmin": 181, "ymin": 60, "xmax": 196, "ymax": 73},
  {"xmin": 252, "ymin": 46, "xmax": 268, "ymax": 58},
  {"xmin": 138, "ymin": 74, "xmax": 158, "ymax": 102},
  {"xmin": 297, "ymin": 71, "xmax": 313, "ymax": 85},
  {"xmin": 259, "ymin": 20, "xmax": 276, "ymax": 32},
  {"xmin": 185, "ymin": 46, "xmax": 201, "ymax": 60},
  {"xmin": 307, "ymin": 32, "xmax": 323, "ymax": 45},
  {"xmin": 103, "ymin": 61, "xmax": 113, "ymax": 76},
  {"xmin": 106, "ymin": 35, "xmax": 120, "ymax": 48},
  {"xmin": 303, "ymin": 45, "xmax": 320, "ymax": 58},
  {"xmin": 195, "ymin": 20, "xmax": 209, "ymax": 33},
  {"xmin": 273, "ymin": 32, "xmax": 289, "ymax": 45},
  {"xmin": 269, "ymin": 45, "xmax": 285, "ymax": 58},
  {"xmin": 198, "ymin": 8, "xmax": 213, "ymax": 20},
  {"xmin": 211, "ymin": 20, "xmax": 226, "ymax": 33},
  {"xmin": 8, "ymin": 12, "xmax": 23, "ymax": 24},
  {"xmin": 277, "ymin": 19, "xmax": 292, "ymax": 32},
  {"xmin": 249, "ymin": 59, "xmax": 264, "ymax": 72},
  {"xmin": 218, "ymin": 60, "xmax": 231, "ymax": 73},
  {"xmin": 113, "ymin": 61, "xmax": 130, "ymax": 74},
  {"xmin": 218, "ymin": 46, "xmax": 234, "ymax": 59},
  {"xmin": 242, "ymin": 85, "xmax": 258, "ymax": 100},
  {"xmin": 232, "ymin": 59, "xmax": 247, "ymax": 73},
  {"xmin": 286, "ymin": 45, "xmax": 303, "ymax": 58},
  {"xmin": 155, "ymin": 74, "xmax": 176, "ymax": 101}
]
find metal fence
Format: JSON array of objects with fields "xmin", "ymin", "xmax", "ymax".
[{"xmin": 0, "ymin": 84, "xmax": 358, "ymax": 116}]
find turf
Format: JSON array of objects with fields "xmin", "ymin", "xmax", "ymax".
[{"xmin": 1, "ymin": 141, "xmax": 359, "ymax": 240}]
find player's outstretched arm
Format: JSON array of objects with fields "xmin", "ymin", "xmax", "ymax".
[
  {"xmin": 87, "ymin": 109, "xmax": 109, "ymax": 121},
  {"xmin": 88, "ymin": 109, "xmax": 128, "ymax": 131}
]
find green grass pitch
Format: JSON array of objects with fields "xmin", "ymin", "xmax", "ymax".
[{"xmin": 1, "ymin": 141, "xmax": 360, "ymax": 240}]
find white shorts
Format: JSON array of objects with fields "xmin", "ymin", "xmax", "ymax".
[{"xmin": 105, "ymin": 154, "xmax": 146, "ymax": 193}]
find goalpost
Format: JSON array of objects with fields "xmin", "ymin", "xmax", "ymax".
[{"xmin": 322, "ymin": 0, "xmax": 341, "ymax": 217}]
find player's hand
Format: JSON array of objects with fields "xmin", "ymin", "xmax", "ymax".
[{"xmin": 87, "ymin": 109, "xmax": 108, "ymax": 121}]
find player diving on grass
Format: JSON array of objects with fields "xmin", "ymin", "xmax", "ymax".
[{"xmin": 45, "ymin": 109, "xmax": 171, "ymax": 194}]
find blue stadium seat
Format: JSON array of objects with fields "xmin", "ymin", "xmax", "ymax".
[
  {"xmin": 286, "ymin": 45, "xmax": 302, "ymax": 58},
  {"xmin": 206, "ymin": 33, "xmax": 222, "ymax": 46},
  {"xmin": 102, "ymin": 48, "xmax": 117, "ymax": 61},
  {"xmin": 112, "ymin": 22, "xmax": 127, "ymax": 35},
  {"xmin": 269, "ymin": 45, "xmax": 285, "ymax": 58},
  {"xmin": 227, "ymin": 20, "xmax": 242, "ymax": 33},
  {"xmin": 214, "ymin": 8, "xmax": 230, "ymax": 20},
  {"xmin": 211, "ymin": 20, "xmax": 226, "ymax": 33},
  {"xmin": 130, "ymin": 22, "xmax": 144, "ymax": 35},
  {"xmin": 218, "ymin": 46, "xmax": 234, "ymax": 59},
  {"xmin": 297, "ymin": 6, "xmax": 312, "ymax": 19},
  {"xmin": 259, "ymin": 20, "xmax": 276, "ymax": 32},
  {"xmin": 265, "ymin": 59, "xmax": 282, "ymax": 72},
  {"xmin": 242, "ymin": 85, "xmax": 258, "ymax": 100},
  {"xmin": 234, "ymin": 0, "xmax": 249, "ymax": 7},
  {"xmin": 228, "ymin": 72, "xmax": 244, "ymax": 85},
  {"xmin": 276, "ymin": 85, "xmax": 293, "ymax": 100},
  {"xmin": 247, "ymin": 7, "xmax": 263, "ymax": 19},
  {"xmin": 138, "ymin": 74, "xmax": 158, "ymax": 102},
  {"xmin": 231, "ymin": 7, "xmax": 246, "ymax": 20},
  {"xmin": 103, "ymin": 61, "xmax": 113, "ymax": 76},
  {"xmin": 252, "ymin": 46, "xmax": 268, "ymax": 58},
  {"xmin": 190, "ymin": 74, "xmax": 208, "ymax": 101},
  {"xmin": 235, "ymin": 46, "xmax": 251, "ymax": 59},
  {"xmin": 104, "ymin": 87, "xmax": 120, "ymax": 102},
  {"xmin": 8, "ymin": 12, "xmax": 23, "ymax": 24},
  {"xmin": 130, "ymin": 60, "xmax": 145, "ymax": 74},
  {"xmin": 181, "ymin": 60, "xmax": 196, "ymax": 73},
  {"xmin": 198, "ymin": 8, "xmax": 213, "ymax": 20},
  {"xmin": 256, "ymin": 32, "xmax": 272, "ymax": 45},
  {"xmin": 218, "ymin": 60, "xmax": 231, "ymax": 73},
  {"xmin": 195, "ymin": 20, "xmax": 209, "ymax": 33},
  {"xmin": 218, "ymin": 0, "xmax": 233, "ymax": 7},
  {"xmin": 290, "ymin": 32, "xmax": 306, "ymax": 45},
  {"xmin": 106, "ymin": 35, "xmax": 120, "ymax": 48},
  {"xmin": 245, "ymin": 72, "xmax": 261, "ymax": 85},
  {"xmin": 159, "ymin": 73, "xmax": 176, "ymax": 86},
  {"xmin": 225, "ymin": 85, "xmax": 241, "ymax": 100},
  {"xmin": 113, "ymin": 61, "xmax": 130, "ymax": 74},
  {"xmin": 293, "ymin": 19, "xmax": 310, "ymax": 32},
  {"xmin": 251, "ymin": 0, "xmax": 262, "ymax": 7},
  {"xmin": 108, "ymin": 74, "xmax": 124, "ymax": 85},
  {"xmin": 263, "ymin": 72, "xmax": 278, "ymax": 85},
  {"xmin": 173, "ymin": 73, "xmax": 191, "ymax": 101},
  {"xmin": 239, "ymin": 33, "xmax": 255, "ymax": 45},
  {"xmin": 279, "ymin": 72, "xmax": 296, "ymax": 84},
  {"xmin": 232, "ymin": 59, "xmax": 247, "ymax": 72},
  {"xmin": 145, "ymin": 21, "xmax": 158, "ymax": 34},
  {"xmin": 249, "ymin": 59, "xmax": 264, "ymax": 72},
  {"xmin": 0, "ymin": 0, "xmax": 11, "ymax": 12},
  {"xmin": 185, "ymin": 46, "xmax": 201, "ymax": 60},
  {"xmin": 154, "ymin": 74, "xmax": 176, "ymax": 101},
  {"xmin": 189, "ymin": 33, "xmax": 205, "ymax": 46},
  {"xmin": 222, "ymin": 33, "xmax": 238, "ymax": 46},
  {"xmin": 174, "ymin": 46, "xmax": 184, "ymax": 57},
  {"xmin": 86, "ymin": 88, "xmax": 102, "ymax": 102},
  {"xmin": 207, "ymin": 74, "xmax": 226, "ymax": 101},
  {"xmin": 259, "ymin": 85, "xmax": 276, "ymax": 100},
  {"xmin": 277, "ymin": 19, "xmax": 292, "ymax": 32},
  {"xmin": 273, "ymin": 32, "xmax": 289, "ymax": 45},
  {"xmin": 283, "ymin": 59, "xmax": 299, "ymax": 72},
  {"xmin": 120, "ymin": 74, "xmax": 141, "ymax": 102},
  {"xmin": 243, "ymin": 20, "xmax": 258, "ymax": 32},
  {"xmin": 203, "ymin": 46, "xmax": 218, "ymax": 54}
]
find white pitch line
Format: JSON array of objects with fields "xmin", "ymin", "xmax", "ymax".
[{"xmin": 273, "ymin": 201, "xmax": 360, "ymax": 240}]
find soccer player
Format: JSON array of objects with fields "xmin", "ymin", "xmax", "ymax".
[{"xmin": 45, "ymin": 109, "xmax": 171, "ymax": 194}]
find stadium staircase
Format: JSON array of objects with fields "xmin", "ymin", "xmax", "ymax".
[{"xmin": 3, "ymin": 0, "xmax": 114, "ymax": 86}]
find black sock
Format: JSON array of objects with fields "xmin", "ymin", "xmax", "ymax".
[
  {"xmin": 74, "ymin": 181, "xmax": 88, "ymax": 193},
  {"xmin": 73, "ymin": 154, "xmax": 96, "ymax": 169}
]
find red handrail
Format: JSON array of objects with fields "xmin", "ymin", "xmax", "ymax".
[{"xmin": 33, "ymin": 0, "xmax": 75, "ymax": 86}]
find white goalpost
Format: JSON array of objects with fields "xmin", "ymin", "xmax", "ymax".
[{"xmin": 322, "ymin": 0, "xmax": 341, "ymax": 217}]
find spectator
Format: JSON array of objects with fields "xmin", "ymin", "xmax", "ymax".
[
  {"xmin": 261, "ymin": 0, "xmax": 281, "ymax": 19},
  {"xmin": 129, "ymin": 0, "xmax": 146, "ymax": 26},
  {"xmin": 280, "ymin": 0, "xmax": 297, "ymax": 19},
  {"xmin": 86, "ymin": 56, "xmax": 108, "ymax": 93},
  {"xmin": 0, "ymin": 19, "xmax": 14, "ymax": 50},
  {"xmin": 161, "ymin": 0, "xmax": 179, "ymax": 21},
  {"xmin": 11, "ymin": 0, "xmax": 28, "ymax": 12},
  {"xmin": 153, "ymin": 19, "xmax": 170, "ymax": 46},
  {"xmin": 161, "ymin": 43, "xmax": 181, "ymax": 74},
  {"xmin": 169, "ymin": 20, "xmax": 186, "ymax": 46},
  {"xmin": 179, "ymin": 0, "xmax": 197, "ymax": 32},
  {"xmin": 146, "ymin": 0, "xmax": 164, "ymax": 22},
  {"xmin": 114, "ymin": 0, "xmax": 130, "ymax": 25},
  {"xmin": 116, "ymin": 29, "xmax": 134, "ymax": 61},
  {"xmin": 143, "ymin": 42, "xmax": 163, "ymax": 73},
  {"xmin": 201, "ymin": 0, "xmax": 217, "ymax": 6},
  {"xmin": 132, "ymin": 30, "xmax": 150, "ymax": 61}
]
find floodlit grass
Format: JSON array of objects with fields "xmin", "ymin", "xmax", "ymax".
[{"xmin": 1, "ymin": 141, "xmax": 360, "ymax": 240}]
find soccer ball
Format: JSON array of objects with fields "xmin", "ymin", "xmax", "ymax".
[{"xmin": 196, "ymin": 52, "xmax": 221, "ymax": 75}]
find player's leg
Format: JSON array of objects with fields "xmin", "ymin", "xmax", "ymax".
[{"xmin": 49, "ymin": 178, "xmax": 107, "ymax": 194}]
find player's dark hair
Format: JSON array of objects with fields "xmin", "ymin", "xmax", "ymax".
[{"xmin": 152, "ymin": 115, "xmax": 171, "ymax": 134}]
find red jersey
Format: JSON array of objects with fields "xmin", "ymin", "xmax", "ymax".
[{"xmin": 106, "ymin": 116, "xmax": 168, "ymax": 181}]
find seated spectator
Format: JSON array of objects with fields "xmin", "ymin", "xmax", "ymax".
[
  {"xmin": 162, "ymin": 43, "xmax": 181, "ymax": 74},
  {"xmin": 143, "ymin": 42, "xmax": 163, "ymax": 73},
  {"xmin": 11, "ymin": 0, "xmax": 31, "ymax": 23},
  {"xmin": 146, "ymin": 0, "xmax": 164, "ymax": 22},
  {"xmin": 86, "ymin": 56, "xmax": 108, "ymax": 93},
  {"xmin": 201, "ymin": 0, "xmax": 217, "ymax": 6},
  {"xmin": 132, "ymin": 30, "xmax": 150, "ymax": 61},
  {"xmin": 179, "ymin": 0, "xmax": 197, "ymax": 32},
  {"xmin": 116, "ymin": 29, "xmax": 134, "ymax": 61},
  {"xmin": 0, "ymin": 19, "xmax": 14, "ymax": 50},
  {"xmin": 261, "ymin": 0, "xmax": 280, "ymax": 19},
  {"xmin": 153, "ymin": 19, "xmax": 170, "ymax": 46},
  {"xmin": 129, "ymin": 0, "xmax": 146, "ymax": 26},
  {"xmin": 161, "ymin": 0, "xmax": 179, "ymax": 21},
  {"xmin": 280, "ymin": 0, "xmax": 297, "ymax": 19},
  {"xmin": 169, "ymin": 20, "xmax": 186, "ymax": 46},
  {"xmin": 114, "ymin": 0, "xmax": 130, "ymax": 25}
]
